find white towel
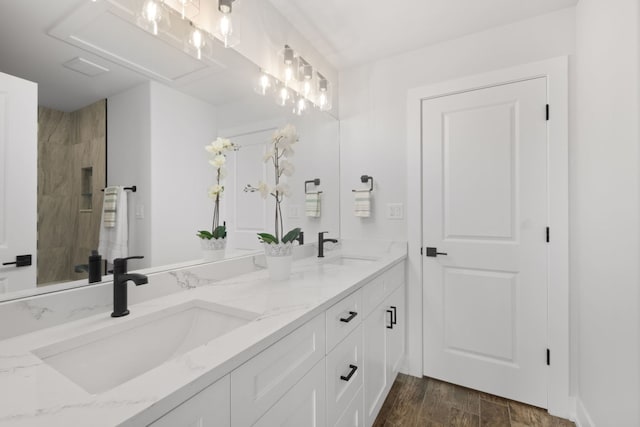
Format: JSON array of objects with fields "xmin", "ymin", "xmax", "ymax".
[
  {"xmin": 305, "ymin": 192, "xmax": 321, "ymax": 217},
  {"xmin": 98, "ymin": 186, "xmax": 128, "ymax": 263},
  {"xmin": 354, "ymin": 191, "xmax": 371, "ymax": 217},
  {"xmin": 102, "ymin": 187, "xmax": 118, "ymax": 228}
]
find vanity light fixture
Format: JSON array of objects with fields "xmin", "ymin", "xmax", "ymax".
[
  {"xmin": 294, "ymin": 95, "xmax": 309, "ymax": 116},
  {"xmin": 255, "ymin": 70, "xmax": 273, "ymax": 96},
  {"xmin": 299, "ymin": 58, "xmax": 313, "ymax": 97},
  {"xmin": 283, "ymin": 45, "xmax": 295, "ymax": 85},
  {"xmin": 317, "ymin": 72, "xmax": 332, "ymax": 111},
  {"xmin": 188, "ymin": 23, "xmax": 205, "ymax": 59},
  {"xmin": 217, "ymin": 0, "xmax": 235, "ymax": 48},
  {"xmin": 175, "ymin": 0, "xmax": 200, "ymax": 19},
  {"xmin": 142, "ymin": 0, "xmax": 164, "ymax": 35},
  {"xmin": 276, "ymin": 85, "xmax": 292, "ymax": 107}
]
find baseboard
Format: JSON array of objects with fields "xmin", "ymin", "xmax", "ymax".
[{"xmin": 575, "ymin": 398, "xmax": 595, "ymax": 427}]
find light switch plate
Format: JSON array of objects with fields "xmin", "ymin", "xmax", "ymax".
[
  {"xmin": 386, "ymin": 203, "xmax": 404, "ymax": 220},
  {"xmin": 288, "ymin": 204, "xmax": 302, "ymax": 219},
  {"xmin": 135, "ymin": 204, "xmax": 144, "ymax": 219}
]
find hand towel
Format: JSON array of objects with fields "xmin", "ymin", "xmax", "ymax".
[
  {"xmin": 102, "ymin": 187, "xmax": 119, "ymax": 228},
  {"xmin": 354, "ymin": 191, "xmax": 371, "ymax": 217},
  {"xmin": 98, "ymin": 186, "xmax": 128, "ymax": 263},
  {"xmin": 305, "ymin": 192, "xmax": 321, "ymax": 217}
]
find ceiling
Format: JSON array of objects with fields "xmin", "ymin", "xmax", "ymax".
[{"xmin": 267, "ymin": 0, "xmax": 579, "ymax": 69}]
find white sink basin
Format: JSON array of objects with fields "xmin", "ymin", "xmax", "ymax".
[
  {"xmin": 33, "ymin": 300, "xmax": 258, "ymax": 394},
  {"xmin": 323, "ymin": 255, "xmax": 379, "ymax": 266}
]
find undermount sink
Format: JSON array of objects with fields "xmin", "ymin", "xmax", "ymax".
[
  {"xmin": 323, "ymin": 255, "xmax": 379, "ymax": 266},
  {"xmin": 33, "ymin": 300, "xmax": 258, "ymax": 394}
]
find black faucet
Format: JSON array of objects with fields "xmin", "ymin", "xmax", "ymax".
[
  {"xmin": 111, "ymin": 256, "xmax": 148, "ymax": 318},
  {"xmin": 318, "ymin": 231, "xmax": 338, "ymax": 258},
  {"xmin": 295, "ymin": 231, "xmax": 304, "ymax": 245}
]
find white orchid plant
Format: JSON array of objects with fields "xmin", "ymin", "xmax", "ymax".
[
  {"xmin": 246, "ymin": 124, "xmax": 301, "ymax": 245},
  {"xmin": 197, "ymin": 137, "xmax": 238, "ymax": 240}
]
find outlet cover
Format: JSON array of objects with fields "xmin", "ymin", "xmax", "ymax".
[{"xmin": 386, "ymin": 203, "xmax": 404, "ymax": 220}]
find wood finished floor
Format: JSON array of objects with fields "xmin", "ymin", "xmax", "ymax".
[{"xmin": 373, "ymin": 374, "xmax": 575, "ymax": 427}]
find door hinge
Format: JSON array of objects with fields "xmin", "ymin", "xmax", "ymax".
[
  {"xmin": 547, "ymin": 349, "xmax": 551, "ymax": 366},
  {"xmin": 546, "ymin": 227, "xmax": 550, "ymax": 243},
  {"xmin": 546, "ymin": 104, "xmax": 550, "ymax": 121}
]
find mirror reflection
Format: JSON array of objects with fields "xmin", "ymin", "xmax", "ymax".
[{"xmin": 0, "ymin": 0, "xmax": 339, "ymax": 299}]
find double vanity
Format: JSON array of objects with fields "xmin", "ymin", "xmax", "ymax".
[{"xmin": 0, "ymin": 240, "xmax": 406, "ymax": 426}]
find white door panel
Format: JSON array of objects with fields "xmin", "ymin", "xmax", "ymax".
[
  {"xmin": 0, "ymin": 72, "xmax": 37, "ymax": 293},
  {"xmin": 422, "ymin": 78, "xmax": 548, "ymax": 408},
  {"xmin": 225, "ymin": 128, "xmax": 275, "ymax": 250}
]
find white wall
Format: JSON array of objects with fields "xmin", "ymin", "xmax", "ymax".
[
  {"xmin": 108, "ymin": 81, "xmax": 219, "ymax": 268},
  {"xmin": 574, "ymin": 0, "xmax": 640, "ymax": 425},
  {"xmin": 338, "ymin": 8, "xmax": 576, "ymax": 395},
  {"xmin": 107, "ymin": 82, "xmax": 152, "ymax": 269},
  {"xmin": 149, "ymin": 82, "xmax": 218, "ymax": 266}
]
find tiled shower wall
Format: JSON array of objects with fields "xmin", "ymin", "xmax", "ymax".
[{"xmin": 37, "ymin": 100, "xmax": 106, "ymax": 285}]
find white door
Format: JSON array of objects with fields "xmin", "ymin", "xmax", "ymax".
[
  {"xmin": 422, "ymin": 78, "xmax": 548, "ymax": 407},
  {"xmin": 0, "ymin": 72, "xmax": 37, "ymax": 293},
  {"xmin": 225, "ymin": 128, "xmax": 276, "ymax": 250}
]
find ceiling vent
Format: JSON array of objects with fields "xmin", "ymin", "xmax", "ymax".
[{"xmin": 62, "ymin": 57, "xmax": 110, "ymax": 77}]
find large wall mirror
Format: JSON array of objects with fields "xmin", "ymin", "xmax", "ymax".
[{"xmin": 0, "ymin": 0, "xmax": 340, "ymax": 301}]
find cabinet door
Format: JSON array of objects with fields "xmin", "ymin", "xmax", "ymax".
[
  {"xmin": 386, "ymin": 284, "xmax": 406, "ymax": 381},
  {"xmin": 253, "ymin": 360, "xmax": 326, "ymax": 427},
  {"xmin": 335, "ymin": 386, "xmax": 364, "ymax": 427},
  {"xmin": 150, "ymin": 375, "xmax": 230, "ymax": 427},
  {"xmin": 326, "ymin": 324, "xmax": 363, "ymax": 426},
  {"xmin": 363, "ymin": 302, "xmax": 389, "ymax": 426}
]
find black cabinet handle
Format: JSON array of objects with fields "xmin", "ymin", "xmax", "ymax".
[
  {"xmin": 2, "ymin": 254, "xmax": 32, "ymax": 267},
  {"xmin": 386, "ymin": 309, "xmax": 394, "ymax": 329},
  {"xmin": 390, "ymin": 306, "xmax": 397, "ymax": 325},
  {"xmin": 340, "ymin": 364, "xmax": 358, "ymax": 381},
  {"xmin": 339, "ymin": 311, "xmax": 358, "ymax": 323}
]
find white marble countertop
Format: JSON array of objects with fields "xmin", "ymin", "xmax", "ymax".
[{"xmin": 0, "ymin": 241, "xmax": 406, "ymax": 426}]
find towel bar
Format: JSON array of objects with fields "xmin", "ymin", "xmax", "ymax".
[
  {"xmin": 352, "ymin": 175, "xmax": 373, "ymax": 192},
  {"xmin": 101, "ymin": 186, "xmax": 137, "ymax": 192}
]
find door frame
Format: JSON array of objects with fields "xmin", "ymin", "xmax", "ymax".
[{"xmin": 406, "ymin": 57, "xmax": 569, "ymax": 417}]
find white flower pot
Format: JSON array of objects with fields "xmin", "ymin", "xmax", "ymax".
[
  {"xmin": 264, "ymin": 242, "xmax": 294, "ymax": 281},
  {"xmin": 200, "ymin": 237, "xmax": 227, "ymax": 261}
]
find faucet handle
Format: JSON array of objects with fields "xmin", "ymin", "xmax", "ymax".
[{"xmin": 113, "ymin": 256, "xmax": 144, "ymax": 273}]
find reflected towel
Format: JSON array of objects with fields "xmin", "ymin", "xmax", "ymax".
[
  {"xmin": 98, "ymin": 186, "xmax": 128, "ymax": 263},
  {"xmin": 305, "ymin": 192, "xmax": 321, "ymax": 217},
  {"xmin": 102, "ymin": 186, "xmax": 118, "ymax": 228},
  {"xmin": 354, "ymin": 191, "xmax": 371, "ymax": 217}
]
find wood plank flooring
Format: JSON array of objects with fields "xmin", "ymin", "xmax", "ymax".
[{"xmin": 373, "ymin": 374, "xmax": 575, "ymax": 427}]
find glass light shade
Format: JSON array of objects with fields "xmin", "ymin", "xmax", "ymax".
[
  {"xmin": 189, "ymin": 27, "xmax": 205, "ymax": 59},
  {"xmin": 254, "ymin": 72, "xmax": 273, "ymax": 96},
  {"xmin": 294, "ymin": 96, "xmax": 309, "ymax": 116},
  {"xmin": 275, "ymin": 86, "xmax": 292, "ymax": 107},
  {"xmin": 142, "ymin": 0, "xmax": 163, "ymax": 35}
]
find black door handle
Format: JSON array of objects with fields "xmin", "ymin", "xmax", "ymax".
[
  {"xmin": 340, "ymin": 364, "xmax": 358, "ymax": 381},
  {"xmin": 425, "ymin": 247, "xmax": 448, "ymax": 257},
  {"xmin": 340, "ymin": 311, "xmax": 358, "ymax": 323},
  {"xmin": 2, "ymin": 254, "xmax": 32, "ymax": 267}
]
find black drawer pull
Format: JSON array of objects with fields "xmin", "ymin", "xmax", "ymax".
[
  {"xmin": 339, "ymin": 311, "xmax": 358, "ymax": 323},
  {"xmin": 340, "ymin": 364, "xmax": 358, "ymax": 381},
  {"xmin": 390, "ymin": 306, "xmax": 397, "ymax": 325},
  {"xmin": 386, "ymin": 309, "xmax": 394, "ymax": 329}
]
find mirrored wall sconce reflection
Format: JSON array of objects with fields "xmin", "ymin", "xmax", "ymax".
[
  {"xmin": 132, "ymin": 0, "xmax": 236, "ymax": 60},
  {"xmin": 255, "ymin": 45, "xmax": 333, "ymax": 114}
]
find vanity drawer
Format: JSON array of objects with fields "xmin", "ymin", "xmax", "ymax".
[
  {"xmin": 334, "ymin": 386, "xmax": 364, "ymax": 427},
  {"xmin": 230, "ymin": 313, "xmax": 325, "ymax": 427},
  {"xmin": 362, "ymin": 262, "xmax": 405, "ymax": 317},
  {"xmin": 326, "ymin": 324, "xmax": 364, "ymax": 427},
  {"xmin": 326, "ymin": 288, "xmax": 363, "ymax": 352}
]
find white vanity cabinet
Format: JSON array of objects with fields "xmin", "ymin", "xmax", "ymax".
[
  {"xmin": 148, "ymin": 260, "xmax": 406, "ymax": 427},
  {"xmin": 363, "ymin": 264, "xmax": 406, "ymax": 427},
  {"xmin": 149, "ymin": 375, "xmax": 230, "ymax": 427}
]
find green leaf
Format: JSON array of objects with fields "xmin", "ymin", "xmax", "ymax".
[
  {"xmin": 282, "ymin": 227, "xmax": 301, "ymax": 243},
  {"xmin": 196, "ymin": 230, "xmax": 214, "ymax": 239},
  {"xmin": 212, "ymin": 225, "xmax": 227, "ymax": 239},
  {"xmin": 257, "ymin": 233, "xmax": 278, "ymax": 244}
]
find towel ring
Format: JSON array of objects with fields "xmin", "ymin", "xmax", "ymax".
[
  {"xmin": 101, "ymin": 186, "xmax": 137, "ymax": 193},
  {"xmin": 352, "ymin": 175, "xmax": 373, "ymax": 192},
  {"xmin": 305, "ymin": 178, "xmax": 322, "ymax": 194}
]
